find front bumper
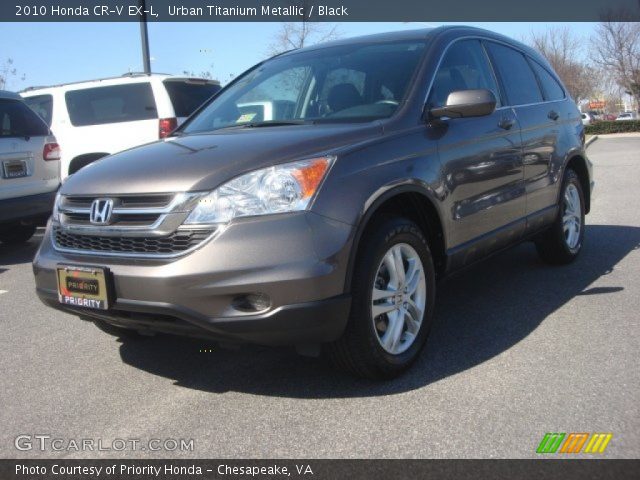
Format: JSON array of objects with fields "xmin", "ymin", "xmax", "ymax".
[
  {"xmin": 0, "ymin": 190, "xmax": 57, "ymax": 224},
  {"xmin": 33, "ymin": 211, "xmax": 354, "ymax": 346}
]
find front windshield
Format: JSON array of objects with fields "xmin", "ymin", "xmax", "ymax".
[{"xmin": 182, "ymin": 40, "xmax": 427, "ymax": 134}]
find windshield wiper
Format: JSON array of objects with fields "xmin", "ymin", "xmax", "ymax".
[
  {"xmin": 241, "ymin": 120, "xmax": 314, "ymax": 128},
  {"xmin": 178, "ymin": 120, "xmax": 314, "ymax": 136}
]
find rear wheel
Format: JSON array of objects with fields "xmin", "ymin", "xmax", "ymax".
[
  {"xmin": 328, "ymin": 217, "xmax": 436, "ymax": 379},
  {"xmin": 535, "ymin": 168, "xmax": 585, "ymax": 264},
  {"xmin": 0, "ymin": 224, "xmax": 36, "ymax": 245}
]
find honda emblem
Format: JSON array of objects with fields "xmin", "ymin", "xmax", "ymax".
[{"xmin": 89, "ymin": 198, "xmax": 114, "ymax": 225}]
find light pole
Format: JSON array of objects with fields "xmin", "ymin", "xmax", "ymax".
[{"xmin": 139, "ymin": 0, "xmax": 151, "ymax": 74}]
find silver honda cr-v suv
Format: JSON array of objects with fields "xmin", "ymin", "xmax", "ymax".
[{"xmin": 33, "ymin": 27, "xmax": 593, "ymax": 379}]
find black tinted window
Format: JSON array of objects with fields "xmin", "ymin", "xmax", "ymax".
[
  {"xmin": 65, "ymin": 83, "xmax": 157, "ymax": 126},
  {"xmin": 485, "ymin": 42, "xmax": 543, "ymax": 106},
  {"xmin": 529, "ymin": 60, "xmax": 565, "ymax": 101},
  {"xmin": 163, "ymin": 81, "xmax": 221, "ymax": 117},
  {"xmin": 428, "ymin": 40, "xmax": 500, "ymax": 107},
  {"xmin": 24, "ymin": 94, "xmax": 53, "ymax": 126},
  {"xmin": 0, "ymin": 99, "xmax": 49, "ymax": 138}
]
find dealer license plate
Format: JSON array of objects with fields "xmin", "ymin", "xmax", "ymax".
[{"xmin": 56, "ymin": 265, "xmax": 110, "ymax": 310}]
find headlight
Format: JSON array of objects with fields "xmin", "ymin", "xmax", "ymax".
[
  {"xmin": 184, "ymin": 156, "xmax": 334, "ymax": 225},
  {"xmin": 52, "ymin": 192, "xmax": 61, "ymax": 222}
]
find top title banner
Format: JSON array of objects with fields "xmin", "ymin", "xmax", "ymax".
[{"xmin": 4, "ymin": 0, "xmax": 640, "ymax": 22}]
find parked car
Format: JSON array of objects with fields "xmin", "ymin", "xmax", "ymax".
[
  {"xmin": 581, "ymin": 112, "xmax": 595, "ymax": 125},
  {"xmin": 602, "ymin": 113, "xmax": 617, "ymax": 121},
  {"xmin": 33, "ymin": 27, "xmax": 593, "ymax": 379},
  {"xmin": 21, "ymin": 74, "xmax": 221, "ymax": 179},
  {"xmin": 615, "ymin": 112, "xmax": 637, "ymax": 121},
  {"xmin": 0, "ymin": 91, "xmax": 60, "ymax": 244}
]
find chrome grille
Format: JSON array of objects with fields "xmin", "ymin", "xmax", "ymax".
[
  {"xmin": 53, "ymin": 192, "xmax": 213, "ymax": 257},
  {"xmin": 63, "ymin": 194, "xmax": 174, "ymax": 209},
  {"xmin": 59, "ymin": 193, "xmax": 178, "ymax": 229},
  {"xmin": 53, "ymin": 227, "xmax": 215, "ymax": 256}
]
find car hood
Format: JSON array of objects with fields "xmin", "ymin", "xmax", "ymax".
[{"xmin": 61, "ymin": 123, "xmax": 383, "ymax": 195}]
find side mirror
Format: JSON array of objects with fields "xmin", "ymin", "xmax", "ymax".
[{"xmin": 429, "ymin": 89, "xmax": 497, "ymax": 119}]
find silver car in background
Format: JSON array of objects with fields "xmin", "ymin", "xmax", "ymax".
[{"xmin": 0, "ymin": 90, "xmax": 60, "ymax": 244}]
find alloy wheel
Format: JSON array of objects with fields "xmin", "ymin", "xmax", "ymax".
[
  {"xmin": 371, "ymin": 243, "xmax": 427, "ymax": 355},
  {"xmin": 563, "ymin": 183, "xmax": 582, "ymax": 250}
]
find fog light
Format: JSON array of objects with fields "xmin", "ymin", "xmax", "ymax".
[{"xmin": 231, "ymin": 293, "xmax": 271, "ymax": 313}]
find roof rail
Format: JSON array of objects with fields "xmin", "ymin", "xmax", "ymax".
[
  {"xmin": 18, "ymin": 72, "xmax": 221, "ymax": 93},
  {"xmin": 18, "ymin": 72, "xmax": 173, "ymax": 92},
  {"xmin": 20, "ymin": 86, "xmax": 49, "ymax": 92},
  {"xmin": 122, "ymin": 71, "xmax": 174, "ymax": 77}
]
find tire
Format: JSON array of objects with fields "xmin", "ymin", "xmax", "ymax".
[
  {"xmin": 0, "ymin": 224, "xmax": 36, "ymax": 245},
  {"xmin": 93, "ymin": 320, "xmax": 141, "ymax": 339},
  {"xmin": 328, "ymin": 216, "xmax": 436, "ymax": 379},
  {"xmin": 535, "ymin": 168, "xmax": 585, "ymax": 265}
]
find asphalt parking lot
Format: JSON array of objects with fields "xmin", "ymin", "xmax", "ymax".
[{"xmin": 1, "ymin": 135, "xmax": 638, "ymax": 459}]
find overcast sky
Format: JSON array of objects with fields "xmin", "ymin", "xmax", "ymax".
[{"xmin": 1, "ymin": 21, "xmax": 597, "ymax": 91}]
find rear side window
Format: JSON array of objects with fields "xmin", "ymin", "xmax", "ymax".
[
  {"xmin": 485, "ymin": 42, "xmax": 543, "ymax": 106},
  {"xmin": 0, "ymin": 99, "xmax": 49, "ymax": 138},
  {"xmin": 529, "ymin": 60, "xmax": 565, "ymax": 101},
  {"xmin": 428, "ymin": 40, "xmax": 500, "ymax": 107},
  {"xmin": 65, "ymin": 83, "xmax": 157, "ymax": 126},
  {"xmin": 23, "ymin": 94, "xmax": 53, "ymax": 126},
  {"xmin": 163, "ymin": 81, "xmax": 221, "ymax": 117}
]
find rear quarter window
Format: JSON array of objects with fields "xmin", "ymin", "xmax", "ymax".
[
  {"xmin": 23, "ymin": 94, "xmax": 53, "ymax": 126},
  {"xmin": 529, "ymin": 60, "xmax": 565, "ymax": 101},
  {"xmin": 0, "ymin": 98, "xmax": 49, "ymax": 138},
  {"xmin": 163, "ymin": 81, "xmax": 221, "ymax": 117},
  {"xmin": 64, "ymin": 83, "xmax": 157, "ymax": 127}
]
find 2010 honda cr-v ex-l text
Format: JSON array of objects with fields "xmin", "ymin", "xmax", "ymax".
[{"xmin": 33, "ymin": 27, "xmax": 593, "ymax": 379}]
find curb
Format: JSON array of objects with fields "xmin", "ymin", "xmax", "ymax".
[{"xmin": 585, "ymin": 135, "xmax": 598, "ymax": 149}]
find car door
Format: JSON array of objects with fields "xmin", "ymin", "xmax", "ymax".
[
  {"xmin": 525, "ymin": 59, "xmax": 572, "ymax": 221},
  {"xmin": 428, "ymin": 39, "xmax": 525, "ymax": 267},
  {"xmin": 484, "ymin": 42, "xmax": 562, "ymax": 230}
]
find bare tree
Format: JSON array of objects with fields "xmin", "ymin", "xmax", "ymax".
[
  {"xmin": 590, "ymin": 18, "xmax": 640, "ymax": 112},
  {"xmin": 182, "ymin": 63, "xmax": 216, "ymax": 80},
  {"xmin": 267, "ymin": 21, "xmax": 341, "ymax": 56},
  {"xmin": 527, "ymin": 27, "xmax": 598, "ymax": 103},
  {"xmin": 0, "ymin": 58, "xmax": 25, "ymax": 90}
]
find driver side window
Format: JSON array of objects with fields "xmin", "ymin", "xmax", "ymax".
[{"xmin": 428, "ymin": 40, "xmax": 500, "ymax": 108}]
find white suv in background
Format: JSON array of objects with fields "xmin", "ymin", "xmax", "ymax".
[
  {"xmin": 21, "ymin": 74, "xmax": 220, "ymax": 179},
  {"xmin": 0, "ymin": 91, "xmax": 60, "ymax": 244}
]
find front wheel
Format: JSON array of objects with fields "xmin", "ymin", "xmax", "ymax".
[
  {"xmin": 535, "ymin": 168, "xmax": 585, "ymax": 265},
  {"xmin": 328, "ymin": 217, "xmax": 436, "ymax": 379}
]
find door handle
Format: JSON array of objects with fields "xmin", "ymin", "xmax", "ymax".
[
  {"xmin": 548, "ymin": 110, "xmax": 559, "ymax": 121},
  {"xmin": 498, "ymin": 118, "xmax": 515, "ymax": 130}
]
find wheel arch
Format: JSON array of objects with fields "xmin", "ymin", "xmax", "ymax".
[
  {"xmin": 564, "ymin": 154, "xmax": 591, "ymax": 214},
  {"xmin": 344, "ymin": 185, "xmax": 447, "ymax": 293}
]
